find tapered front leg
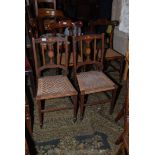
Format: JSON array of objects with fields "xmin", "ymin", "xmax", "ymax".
[
  {"xmin": 119, "ymin": 56, "xmax": 125, "ymax": 81},
  {"xmin": 37, "ymin": 100, "xmax": 43, "ymax": 128},
  {"xmin": 116, "ymin": 143, "xmax": 124, "ymax": 155},
  {"xmin": 72, "ymin": 95, "xmax": 78, "ymax": 123},
  {"xmin": 115, "ymin": 132, "xmax": 124, "ymax": 145},
  {"xmin": 79, "ymin": 94, "xmax": 85, "ymax": 121},
  {"xmin": 110, "ymin": 86, "xmax": 118, "ymax": 114},
  {"xmin": 115, "ymin": 106, "xmax": 124, "ymax": 122}
]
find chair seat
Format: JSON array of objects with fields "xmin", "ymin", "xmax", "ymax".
[
  {"xmin": 105, "ymin": 48, "xmax": 123, "ymax": 59},
  {"xmin": 61, "ymin": 52, "xmax": 82, "ymax": 66},
  {"xmin": 36, "ymin": 75, "xmax": 77, "ymax": 100},
  {"xmin": 77, "ymin": 71, "xmax": 115, "ymax": 94}
]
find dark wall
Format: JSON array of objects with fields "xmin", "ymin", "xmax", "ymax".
[{"xmin": 61, "ymin": 0, "xmax": 113, "ymax": 21}]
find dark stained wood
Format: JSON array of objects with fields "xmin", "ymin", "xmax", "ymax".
[
  {"xmin": 25, "ymin": 138, "xmax": 30, "ymax": 155},
  {"xmin": 25, "ymin": 95, "xmax": 32, "ymax": 135},
  {"xmin": 72, "ymin": 33, "xmax": 118, "ymax": 120},
  {"xmin": 25, "ymin": 56, "xmax": 36, "ymax": 97}
]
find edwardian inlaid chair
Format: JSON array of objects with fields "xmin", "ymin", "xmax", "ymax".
[
  {"xmin": 32, "ymin": 36, "xmax": 78, "ymax": 128},
  {"xmin": 89, "ymin": 19, "xmax": 125, "ymax": 80},
  {"xmin": 72, "ymin": 33, "xmax": 118, "ymax": 120}
]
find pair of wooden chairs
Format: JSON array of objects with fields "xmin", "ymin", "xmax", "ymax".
[{"xmin": 32, "ymin": 33, "xmax": 118, "ymax": 128}]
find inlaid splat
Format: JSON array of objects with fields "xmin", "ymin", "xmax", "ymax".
[
  {"xmin": 47, "ymin": 43, "xmax": 54, "ymax": 64},
  {"xmin": 73, "ymin": 33, "xmax": 105, "ymax": 72},
  {"xmin": 32, "ymin": 36, "xmax": 69, "ymax": 78}
]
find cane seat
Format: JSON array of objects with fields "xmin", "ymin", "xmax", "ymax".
[{"xmin": 36, "ymin": 75, "xmax": 77, "ymax": 100}]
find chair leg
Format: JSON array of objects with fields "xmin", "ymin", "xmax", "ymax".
[
  {"xmin": 80, "ymin": 94, "xmax": 85, "ymax": 121},
  {"xmin": 110, "ymin": 86, "xmax": 118, "ymax": 114},
  {"xmin": 116, "ymin": 143, "xmax": 124, "ymax": 155},
  {"xmin": 115, "ymin": 132, "xmax": 124, "ymax": 145},
  {"xmin": 29, "ymin": 71, "xmax": 36, "ymax": 97},
  {"xmin": 37, "ymin": 100, "xmax": 43, "ymax": 128},
  {"xmin": 115, "ymin": 106, "xmax": 124, "ymax": 122},
  {"xmin": 119, "ymin": 57, "xmax": 125, "ymax": 81},
  {"xmin": 72, "ymin": 95, "xmax": 78, "ymax": 123}
]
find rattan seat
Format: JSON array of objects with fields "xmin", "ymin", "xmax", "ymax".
[
  {"xmin": 77, "ymin": 71, "xmax": 115, "ymax": 95},
  {"xmin": 105, "ymin": 48, "xmax": 122, "ymax": 59},
  {"xmin": 36, "ymin": 75, "xmax": 77, "ymax": 100}
]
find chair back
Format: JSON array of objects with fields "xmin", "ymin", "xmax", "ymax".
[
  {"xmin": 89, "ymin": 19, "xmax": 119, "ymax": 48},
  {"xmin": 32, "ymin": 36, "xmax": 69, "ymax": 79},
  {"xmin": 73, "ymin": 33, "xmax": 105, "ymax": 73}
]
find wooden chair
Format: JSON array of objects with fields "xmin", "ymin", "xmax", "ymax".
[
  {"xmin": 72, "ymin": 33, "xmax": 118, "ymax": 120},
  {"xmin": 115, "ymin": 44, "xmax": 129, "ymax": 122},
  {"xmin": 115, "ymin": 92, "xmax": 129, "ymax": 155},
  {"xmin": 26, "ymin": 0, "xmax": 38, "ymax": 38},
  {"xmin": 115, "ymin": 78, "xmax": 129, "ymax": 155},
  {"xmin": 89, "ymin": 18, "xmax": 125, "ymax": 80},
  {"xmin": 32, "ymin": 36, "xmax": 78, "ymax": 128}
]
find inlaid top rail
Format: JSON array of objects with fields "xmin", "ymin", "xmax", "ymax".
[
  {"xmin": 73, "ymin": 34, "xmax": 103, "ymax": 41},
  {"xmin": 35, "ymin": 36, "xmax": 67, "ymax": 43}
]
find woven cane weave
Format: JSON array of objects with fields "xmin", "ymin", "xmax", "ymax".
[
  {"xmin": 61, "ymin": 52, "xmax": 82, "ymax": 66},
  {"xmin": 36, "ymin": 75, "xmax": 77, "ymax": 100},
  {"xmin": 77, "ymin": 71, "xmax": 115, "ymax": 94},
  {"xmin": 105, "ymin": 48, "xmax": 122, "ymax": 59}
]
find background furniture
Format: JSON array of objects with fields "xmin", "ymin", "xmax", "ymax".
[
  {"xmin": 115, "ymin": 62, "xmax": 129, "ymax": 155},
  {"xmin": 25, "ymin": 56, "xmax": 36, "ymax": 97},
  {"xmin": 73, "ymin": 33, "xmax": 118, "ymax": 120},
  {"xmin": 115, "ymin": 42, "xmax": 129, "ymax": 127},
  {"xmin": 115, "ymin": 86, "xmax": 129, "ymax": 155},
  {"xmin": 89, "ymin": 18, "xmax": 124, "ymax": 81},
  {"xmin": 32, "ymin": 36, "xmax": 78, "ymax": 128},
  {"xmin": 25, "ymin": 94, "xmax": 37, "ymax": 154},
  {"xmin": 35, "ymin": 0, "xmax": 56, "ymax": 16},
  {"xmin": 34, "ymin": 0, "xmax": 68, "ymax": 35},
  {"xmin": 111, "ymin": 0, "xmax": 129, "ymax": 56},
  {"xmin": 48, "ymin": 20, "xmax": 83, "ymax": 66}
]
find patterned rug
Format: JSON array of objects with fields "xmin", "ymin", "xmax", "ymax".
[{"xmin": 32, "ymin": 70, "xmax": 127, "ymax": 155}]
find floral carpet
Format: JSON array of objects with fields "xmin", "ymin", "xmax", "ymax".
[{"xmin": 32, "ymin": 70, "xmax": 127, "ymax": 155}]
